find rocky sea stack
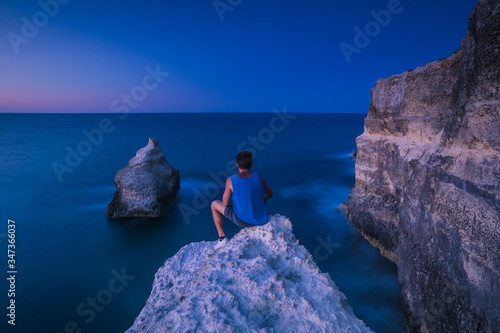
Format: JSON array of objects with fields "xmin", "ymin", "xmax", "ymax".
[
  {"xmin": 126, "ymin": 215, "xmax": 374, "ymax": 333},
  {"xmin": 347, "ymin": 0, "xmax": 499, "ymax": 331},
  {"xmin": 106, "ymin": 138, "xmax": 180, "ymax": 218}
]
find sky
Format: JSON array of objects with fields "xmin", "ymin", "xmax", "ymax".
[{"xmin": 0, "ymin": 0, "xmax": 478, "ymax": 113}]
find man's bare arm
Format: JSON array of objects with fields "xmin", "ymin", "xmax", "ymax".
[
  {"xmin": 260, "ymin": 176, "xmax": 273, "ymax": 199},
  {"xmin": 222, "ymin": 177, "xmax": 233, "ymax": 206}
]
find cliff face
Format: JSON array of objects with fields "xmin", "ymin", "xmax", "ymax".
[
  {"xmin": 347, "ymin": 0, "xmax": 500, "ymax": 332},
  {"xmin": 126, "ymin": 215, "xmax": 374, "ymax": 333}
]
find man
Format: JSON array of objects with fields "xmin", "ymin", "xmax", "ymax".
[{"xmin": 211, "ymin": 151, "xmax": 273, "ymax": 249}]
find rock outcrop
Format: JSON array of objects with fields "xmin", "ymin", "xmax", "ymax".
[
  {"xmin": 106, "ymin": 138, "xmax": 180, "ymax": 218},
  {"xmin": 126, "ymin": 215, "xmax": 374, "ymax": 333},
  {"xmin": 346, "ymin": 0, "xmax": 499, "ymax": 332}
]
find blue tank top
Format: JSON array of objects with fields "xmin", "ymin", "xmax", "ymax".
[{"xmin": 230, "ymin": 172, "xmax": 268, "ymax": 226}]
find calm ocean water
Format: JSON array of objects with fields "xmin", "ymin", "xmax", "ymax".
[{"xmin": 0, "ymin": 112, "xmax": 406, "ymax": 333}]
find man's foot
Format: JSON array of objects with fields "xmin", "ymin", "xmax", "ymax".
[{"xmin": 214, "ymin": 237, "xmax": 228, "ymax": 250}]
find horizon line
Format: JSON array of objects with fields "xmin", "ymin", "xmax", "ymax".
[{"xmin": 0, "ymin": 110, "xmax": 368, "ymax": 115}]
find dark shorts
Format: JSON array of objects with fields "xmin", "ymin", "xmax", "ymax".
[{"xmin": 224, "ymin": 206, "xmax": 256, "ymax": 228}]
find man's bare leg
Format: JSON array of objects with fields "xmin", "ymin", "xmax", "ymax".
[{"xmin": 211, "ymin": 200, "xmax": 226, "ymax": 238}]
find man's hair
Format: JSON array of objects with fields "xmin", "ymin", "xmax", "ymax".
[{"xmin": 236, "ymin": 151, "xmax": 253, "ymax": 169}]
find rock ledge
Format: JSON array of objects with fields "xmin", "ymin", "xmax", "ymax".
[{"xmin": 126, "ymin": 215, "xmax": 374, "ymax": 333}]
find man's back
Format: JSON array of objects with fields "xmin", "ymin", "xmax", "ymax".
[
  {"xmin": 211, "ymin": 151, "xmax": 273, "ymax": 246},
  {"xmin": 230, "ymin": 172, "xmax": 268, "ymax": 226}
]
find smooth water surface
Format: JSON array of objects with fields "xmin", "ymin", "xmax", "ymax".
[{"xmin": 0, "ymin": 113, "xmax": 406, "ymax": 332}]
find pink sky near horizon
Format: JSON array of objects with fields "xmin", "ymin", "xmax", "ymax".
[
  {"xmin": 0, "ymin": 0, "xmax": 476, "ymax": 114},
  {"xmin": 0, "ymin": 26, "xmax": 230, "ymax": 113},
  {"xmin": 0, "ymin": 79, "xmax": 232, "ymax": 113}
]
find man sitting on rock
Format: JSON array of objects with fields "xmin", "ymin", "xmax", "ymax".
[{"xmin": 211, "ymin": 151, "xmax": 273, "ymax": 249}]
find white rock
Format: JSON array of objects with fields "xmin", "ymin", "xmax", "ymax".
[{"xmin": 126, "ymin": 215, "xmax": 374, "ymax": 333}]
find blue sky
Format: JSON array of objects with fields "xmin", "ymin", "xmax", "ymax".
[{"xmin": 0, "ymin": 0, "xmax": 477, "ymax": 113}]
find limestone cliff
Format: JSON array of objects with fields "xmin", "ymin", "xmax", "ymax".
[
  {"xmin": 126, "ymin": 215, "xmax": 374, "ymax": 333},
  {"xmin": 347, "ymin": 0, "xmax": 499, "ymax": 331}
]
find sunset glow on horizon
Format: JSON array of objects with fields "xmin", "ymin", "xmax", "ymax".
[{"xmin": 1, "ymin": 0, "xmax": 477, "ymax": 113}]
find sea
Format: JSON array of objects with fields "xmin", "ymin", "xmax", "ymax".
[{"xmin": 0, "ymin": 112, "xmax": 407, "ymax": 333}]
